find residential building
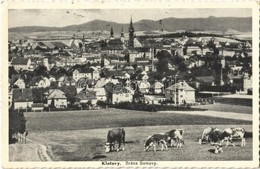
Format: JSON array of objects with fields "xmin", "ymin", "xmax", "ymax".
[
  {"xmin": 165, "ymin": 81, "xmax": 195, "ymax": 104},
  {"xmin": 45, "ymin": 89, "xmax": 68, "ymax": 108},
  {"xmin": 11, "ymin": 58, "xmax": 31, "ymax": 71},
  {"xmin": 13, "ymin": 88, "xmax": 33, "ymax": 110}
]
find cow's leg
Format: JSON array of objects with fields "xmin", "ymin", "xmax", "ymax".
[
  {"xmin": 153, "ymin": 143, "xmax": 156, "ymax": 152},
  {"xmin": 241, "ymin": 138, "xmax": 245, "ymax": 147},
  {"xmin": 198, "ymin": 138, "xmax": 202, "ymax": 144},
  {"xmin": 164, "ymin": 140, "xmax": 168, "ymax": 150},
  {"xmin": 117, "ymin": 141, "xmax": 121, "ymax": 151},
  {"xmin": 161, "ymin": 142, "xmax": 164, "ymax": 151}
]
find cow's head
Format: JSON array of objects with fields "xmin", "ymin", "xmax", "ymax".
[
  {"xmin": 105, "ymin": 142, "xmax": 114, "ymax": 153},
  {"xmin": 144, "ymin": 137, "xmax": 154, "ymax": 151}
]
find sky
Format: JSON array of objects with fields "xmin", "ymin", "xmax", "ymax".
[{"xmin": 9, "ymin": 9, "xmax": 252, "ymax": 28}]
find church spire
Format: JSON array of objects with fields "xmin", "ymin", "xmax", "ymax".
[
  {"xmin": 121, "ymin": 27, "xmax": 124, "ymax": 37},
  {"xmin": 110, "ymin": 27, "xmax": 114, "ymax": 39},
  {"xmin": 129, "ymin": 15, "xmax": 134, "ymax": 48}
]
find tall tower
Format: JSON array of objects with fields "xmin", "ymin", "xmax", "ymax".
[
  {"xmin": 120, "ymin": 27, "xmax": 125, "ymax": 43},
  {"xmin": 110, "ymin": 27, "xmax": 114, "ymax": 39},
  {"xmin": 129, "ymin": 16, "xmax": 134, "ymax": 48}
]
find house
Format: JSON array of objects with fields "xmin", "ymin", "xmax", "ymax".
[
  {"xmin": 13, "ymin": 78, "xmax": 26, "ymax": 89},
  {"xmin": 73, "ymin": 68, "xmax": 100, "ymax": 82},
  {"xmin": 93, "ymin": 87, "xmax": 107, "ymax": 102},
  {"xmin": 75, "ymin": 90, "xmax": 97, "ymax": 105},
  {"xmin": 195, "ymin": 76, "xmax": 216, "ymax": 87},
  {"xmin": 108, "ymin": 85, "xmax": 134, "ymax": 104},
  {"xmin": 11, "ymin": 58, "xmax": 31, "ymax": 71},
  {"xmin": 45, "ymin": 89, "xmax": 68, "ymax": 108},
  {"xmin": 76, "ymin": 78, "xmax": 96, "ymax": 93},
  {"xmin": 243, "ymin": 73, "xmax": 252, "ymax": 92},
  {"xmin": 57, "ymin": 75, "xmax": 76, "ymax": 87},
  {"xmin": 151, "ymin": 81, "xmax": 164, "ymax": 94},
  {"xmin": 165, "ymin": 81, "xmax": 195, "ymax": 105},
  {"xmin": 13, "ymin": 88, "xmax": 33, "ymax": 110},
  {"xmin": 137, "ymin": 80, "xmax": 151, "ymax": 94},
  {"xmin": 29, "ymin": 76, "xmax": 51, "ymax": 88}
]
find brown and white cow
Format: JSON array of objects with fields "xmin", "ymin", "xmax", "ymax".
[
  {"xmin": 199, "ymin": 127, "xmax": 220, "ymax": 144},
  {"xmin": 105, "ymin": 128, "xmax": 126, "ymax": 153},
  {"xmin": 144, "ymin": 134, "xmax": 169, "ymax": 152},
  {"xmin": 221, "ymin": 127, "xmax": 246, "ymax": 147},
  {"xmin": 165, "ymin": 129, "xmax": 184, "ymax": 148}
]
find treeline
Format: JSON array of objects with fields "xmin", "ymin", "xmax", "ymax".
[{"xmin": 113, "ymin": 102, "xmax": 207, "ymax": 112}]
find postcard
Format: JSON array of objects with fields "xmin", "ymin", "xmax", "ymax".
[{"xmin": 1, "ymin": 1, "xmax": 259, "ymax": 168}]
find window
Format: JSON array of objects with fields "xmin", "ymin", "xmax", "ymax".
[{"xmin": 180, "ymin": 95, "xmax": 183, "ymax": 98}]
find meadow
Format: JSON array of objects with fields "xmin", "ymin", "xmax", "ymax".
[{"xmin": 22, "ymin": 108, "xmax": 252, "ymax": 161}]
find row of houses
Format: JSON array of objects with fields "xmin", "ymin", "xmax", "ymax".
[{"xmin": 10, "ymin": 78, "xmax": 197, "ymax": 111}]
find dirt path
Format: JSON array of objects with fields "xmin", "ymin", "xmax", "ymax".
[
  {"xmin": 9, "ymin": 138, "xmax": 52, "ymax": 161},
  {"xmin": 158, "ymin": 110, "xmax": 252, "ymax": 121}
]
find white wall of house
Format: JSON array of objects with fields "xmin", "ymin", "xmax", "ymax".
[
  {"xmin": 14, "ymin": 101, "xmax": 33, "ymax": 109},
  {"xmin": 112, "ymin": 93, "xmax": 133, "ymax": 104},
  {"xmin": 47, "ymin": 98, "xmax": 68, "ymax": 108}
]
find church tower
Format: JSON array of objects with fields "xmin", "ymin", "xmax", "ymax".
[
  {"xmin": 120, "ymin": 27, "xmax": 125, "ymax": 43},
  {"xmin": 110, "ymin": 27, "xmax": 114, "ymax": 39},
  {"xmin": 129, "ymin": 16, "xmax": 134, "ymax": 48}
]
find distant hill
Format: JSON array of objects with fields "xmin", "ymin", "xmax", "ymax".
[{"xmin": 9, "ymin": 17, "xmax": 252, "ymax": 33}]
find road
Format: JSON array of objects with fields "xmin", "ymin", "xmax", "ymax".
[
  {"xmin": 158, "ymin": 110, "xmax": 252, "ymax": 121},
  {"xmin": 9, "ymin": 138, "xmax": 52, "ymax": 161}
]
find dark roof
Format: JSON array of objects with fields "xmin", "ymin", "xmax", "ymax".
[
  {"xmin": 102, "ymin": 69, "xmax": 124, "ymax": 77},
  {"xmin": 11, "ymin": 58, "xmax": 30, "ymax": 65},
  {"xmin": 195, "ymin": 76, "xmax": 215, "ymax": 83},
  {"xmin": 133, "ymin": 47, "xmax": 150, "ymax": 53},
  {"xmin": 13, "ymin": 88, "xmax": 33, "ymax": 102},
  {"xmin": 75, "ymin": 90, "xmax": 96, "ymax": 100},
  {"xmin": 51, "ymin": 42, "xmax": 67, "ymax": 48}
]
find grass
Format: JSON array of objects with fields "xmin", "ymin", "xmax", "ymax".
[
  {"xmin": 24, "ymin": 108, "xmax": 251, "ymax": 132},
  {"xmin": 28, "ymin": 125, "xmax": 252, "ymax": 161},
  {"xmin": 19, "ymin": 108, "xmax": 252, "ymax": 161}
]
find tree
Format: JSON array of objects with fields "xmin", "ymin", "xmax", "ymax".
[
  {"xmin": 9, "ymin": 108, "xmax": 27, "ymax": 144},
  {"xmin": 178, "ymin": 62, "xmax": 187, "ymax": 72},
  {"xmin": 34, "ymin": 65, "xmax": 48, "ymax": 77}
]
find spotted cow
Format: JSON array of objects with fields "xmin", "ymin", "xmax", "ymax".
[{"xmin": 144, "ymin": 134, "xmax": 168, "ymax": 152}]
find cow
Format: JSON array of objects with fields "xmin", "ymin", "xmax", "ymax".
[
  {"xmin": 199, "ymin": 127, "xmax": 220, "ymax": 144},
  {"xmin": 221, "ymin": 127, "xmax": 246, "ymax": 147},
  {"xmin": 144, "ymin": 134, "xmax": 169, "ymax": 152},
  {"xmin": 105, "ymin": 128, "xmax": 126, "ymax": 153},
  {"xmin": 165, "ymin": 129, "xmax": 184, "ymax": 148}
]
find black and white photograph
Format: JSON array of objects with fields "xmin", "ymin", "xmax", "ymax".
[{"xmin": 2, "ymin": 2, "xmax": 259, "ymax": 168}]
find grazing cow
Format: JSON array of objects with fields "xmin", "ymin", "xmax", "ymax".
[
  {"xmin": 165, "ymin": 129, "xmax": 184, "ymax": 148},
  {"xmin": 105, "ymin": 128, "xmax": 126, "ymax": 153},
  {"xmin": 221, "ymin": 127, "xmax": 246, "ymax": 147},
  {"xmin": 199, "ymin": 127, "xmax": 221, "ymax": 144},
  {"xmin": 144, "ymin": 134, "xmax": 169, "ymax": 152}
]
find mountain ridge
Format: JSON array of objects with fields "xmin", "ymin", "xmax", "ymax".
[{"xmin": 9, "ymin": 17, "xmax": 252, "ymax": 33}]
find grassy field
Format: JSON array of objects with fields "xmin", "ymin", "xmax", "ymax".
[
  {"xmin": 28, "ymin": 125, "xmax": 252, "ymax": 161},
  {"xmin": 24, "ymin": 108, "xmax": 251, "ymax": 132},
  {"xmin": 17, "ymin": 108, "xmax": 253, "ymax": 161}
]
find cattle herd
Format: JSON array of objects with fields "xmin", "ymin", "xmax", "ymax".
[{"xmin": 105, "ymin": 127, "xmax": 247, "ymax": 154}]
